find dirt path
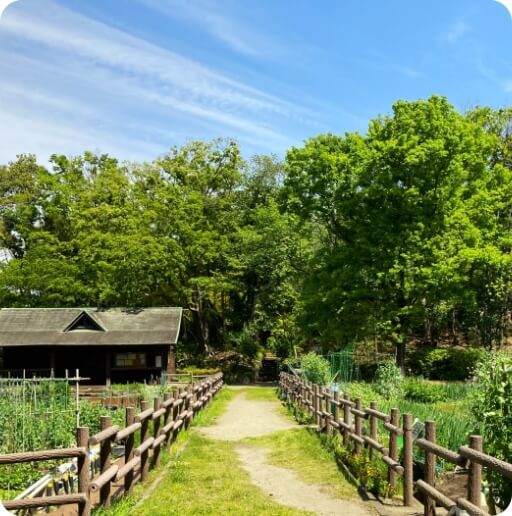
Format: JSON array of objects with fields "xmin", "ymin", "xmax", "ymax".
[
  {"xmin": 200, "ymin": 391, "xmax": 296, "ymax": 440},
  {"xmin": 201, "ymin": 389, "xmax": 372, "ymax": 516}
]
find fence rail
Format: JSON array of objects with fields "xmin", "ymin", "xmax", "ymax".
[
  {"xmin": 280, "ymin": 372, "xmax": 511, "ymax": 516},
  {"xmin": 0, "ymin": 373, "xmax": 223, "ymax": 515}
]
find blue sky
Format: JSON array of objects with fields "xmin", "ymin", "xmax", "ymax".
[{"xmin": 0, "ymin": 0, "xmax": 511, "ymax": 163}]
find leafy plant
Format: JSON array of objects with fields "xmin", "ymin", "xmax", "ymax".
[
  {"xmin": 300, "ymin": 352, "xmax": 331, "ymax": 385},
  {"xmin": 408, "ymin": 347, "xmax": 484, "ymax": 381},
  {"xmin": 374, "ymin": 360, "xmax": 403, "ymax": 398},
  {"xmin": 471, "ymin": 352, "xmax": 512, "ymax": 512}
]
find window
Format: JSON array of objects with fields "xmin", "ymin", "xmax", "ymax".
[{"xmin": 115, "ymin": 353, "xmax": 146, "ymax": 368}]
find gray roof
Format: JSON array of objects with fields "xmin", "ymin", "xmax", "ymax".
[{"xmin": 0, "ymin": 308, "xmax": 182, "ymax": 347}]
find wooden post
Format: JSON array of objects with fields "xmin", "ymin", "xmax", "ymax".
[
  {"xmin": 368, "ymin": 401, "xmax": 378, "ymax": 459},
  {"xmin": 164, "ymin": 393, "xmax": 172, "ymax": 448},
  {"xmin": 354, "ymin": 398, "xmax": 363, "ymax": 454},
  {"xmin": 343, "ymin": 393, "xmax": 351, "ymax": 448},
  {"xmin": 140, "ymin": 400, "xmax": 150, "ymax": 482},
  {"xmin": 124, "ymin": 407, "xmax": 135, "ymax": 496},
  {"xmin": 468, "ymin": 435, "xmax": 483, "ymax": 508},
  {"xmin": 99, "ymin": 416, "xmax": 112, "ymax": 508},
  {"xmin": 325, "ymin": 389, "xmax": 332, "ymax": 435},
  {"xmin": 388, "ymin": 408, "xmax": 399, "ymax": 491},
  {"xmin": 77, "ymin": 427, "xmax": 90, "ymax": 516},
  {"xmin": 153, "ymin": 397, "xmax": 162, "ymax": 468},
  {"xmin": 424, "ymin": 420, "xmax": 436, "ymax": 516},
  {"xmin": 314, "ymin": 385, "xmax": 321, "ymax": 428},
  {"xmin": 333, "ymin": 391, "xmax": 340, "ymax": 438},
  {"xmin": 172, "ymin": 388, "xmax": 180, "ymax": 443},
  {"xmin": 403, "ymin": 413, "xmax": 413, "ymax": 507}
]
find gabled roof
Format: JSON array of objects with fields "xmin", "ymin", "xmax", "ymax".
[{"xmin": 0, "ymin": 308, "xmax": 182, "ymax": 347}]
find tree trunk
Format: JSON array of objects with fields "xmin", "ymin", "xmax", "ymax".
[{"xmin": 395, "ymin": 341, "xmax": 406, "ymax": 375}]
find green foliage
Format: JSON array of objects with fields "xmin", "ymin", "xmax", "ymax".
[
  {"xmin": 403, "ymin": 377, "xmax": 447, "ymax": 403},
  {"xmin": 374, "ymin": 360, "xmax": 403, "ymax": 398},
  {"xmin": 408, "ymin": 347, "xmax": 484, "ymax": 380},
  {"xmin": 300, "ymin": 352, "xmax": 331, "ymax": 385},
  {"xmin": 471, "ymin": 352, "xmax": 512, "ymax": 511},
  {"xmin": 284, "ymin": 97, "xmax": 512, "ymax": 363}
]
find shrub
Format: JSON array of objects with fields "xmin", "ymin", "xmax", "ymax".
[
  {"xmin": 301, "ymin": 352, "xmax": 331, "ymax": 385},
  {"xmin": 408, "ymin": 347, "xmax": 484, "ymax": 381},
  {"xmin": 471, "ymin": 352, "xmax": 512, "ymax": 512},
  {"xmin": 374, "ymin": 360, "xmax": 403, "ymax": 398},
  {"xmin": 403, "ymin": 377, "xmax": 447, "ymax": 403}
]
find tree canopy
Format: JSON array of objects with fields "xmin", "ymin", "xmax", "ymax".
[{"xmin": 1, "ymin": 97, "xmax": 511, "ymax": 365}]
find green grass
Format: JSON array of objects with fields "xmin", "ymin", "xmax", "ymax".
[
  {"xmin": 243, "ymin": 428, "xmax": 357, "ymax": 500},
  {"xmin": 99, "ymin": 386, "xmax": 313, "ymax": 516},
  {"xmin": 243, "ymin": 386, "xmax": 280, "ymax": 401},
  {"xmin": 132, "ymin": 433, "xmax": 312, "ymax": 516}
]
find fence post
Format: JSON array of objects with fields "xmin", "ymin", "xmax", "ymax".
[
  {"xmin": 369, "ymin": 401, "xmax": 378, "ymax": 459},
  {"xmin": 388, "ymin": 408, "xmax": 399, "ymax": 492},
  {"xmin": 125, "ymin": 407, "xmax": 135, "ymax": 496},
  {"xmin": 354, "ymin": 398, "xmax": 363, "ymax": 454},
  {"xmin": 333, "ymin": 390, "xmax": 340, "ymax": 438},
  {"xmin": 325, "ymin": 389, "xmax": 332, "ymax": 435},
  {"xmin": 403, "ymin": 413, "xmax": 413, "ymax": 507},
  {"xmin": 99, "ymin": 416, "xmax": 113, "ymax": 508},
  {"xmin": 164, "ymin": 393, "xmax": 172, "ymax": 449},
  {"xmin": 140, "ymin": 400, "xmax": 150, "ymax": 482},
  {"xmin": 172, "ymin": 388, "xmax": 180, "ymax": 443},
  {"xmin": 343, "ymin": 393, "xmax": 351, "ymax": 448},
  {"xmin": 153, "ymin": 397, "xmax": 162, "ymax": 468},
  {"xmin": 77, "ymin": 427, "xmax": 90, "ymax": 516},
  {"xmin": 468, "ymin": 435, "xmax": 483, "ymax": 508},
  {"xmin": 314, "ymin": 385, "xmax": 321, "ymax": 428},
  {"xmin": 424, "ymin": 420, "xmax": 436, "ymax": 516}
]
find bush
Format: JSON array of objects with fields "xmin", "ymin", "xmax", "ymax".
[
  {"xmin": 471, "ymin": 352, "xmax": 512, "ymax": 512},
  {"xmin": 403, "ymin": 377, "xmax": 446, "ymax": 403},
  {"xmin": 374, "ymin": 360, "xmax": 403, "ymax": 398},
  {"xmin": 408, "ymin": 347, "xmax": 484, "ymax": 381},
  {"xmin": 301, "ymin": 352, "xmax": 331, "ymax": 385}
]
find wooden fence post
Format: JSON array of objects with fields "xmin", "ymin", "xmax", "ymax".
[
  {"xmin": 153, "ymin": 397, "xmax": 162, "ymax": 468},
  {"xmin": 99, "ymin": 416, "xmax": 112, "ymax": 508},
  {"xmin": 333, "ymin": 391, "xmax": 340, "ymax": 438},
  {"xmin": 424, "ymin": 420, "xmax": 436, "ymax": 516},
  {"xmin": 172, "ymin": 388, "xmax": 180, "ymax": 443},
  {"xmin": 403, "ymin": 413, "xmax": 413, "ymax": 507},
  {"xmin": 140, "ymin": 400, "xmax": 150, "ymax": 482},
  {"xmin": 163, "ymin": 393, "xmax": 172, "ymax": 449},
  {"xmin": 77, "ymin": 427, "xmax": 90, "ymax": 516},
  {"xmin": 124, "ymin": 407, "xmax": 135, "ymax": 496},
  {"xmin": 388, "ymin": 408, "xmax": 399, "ymax": 492},
  {"xmin": 468, "ymin": 435, "xmax": 483, "ymax": 508},
  {"xmin": 314, "ymin": 385, "xmax": 321, "ymax": 428},
  {"xmin": 325, "ymin": 389, "xmax": 333, "ymax": 435},
  {"xmin": 369, "ymin": 401, "xmax": 378, "ymax": 459},
  {"xmin": 343, "ymin": 393, "xmax": 351, "ymax": 448},
  {"xmin": 354, "ymin": 399, "xmax": 363, "ymax": 454}
]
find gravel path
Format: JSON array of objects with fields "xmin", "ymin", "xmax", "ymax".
[{"xmin": 201, "ymin": 389, "xmax": 372, "ymax": 516}]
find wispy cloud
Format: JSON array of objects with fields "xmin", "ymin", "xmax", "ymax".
[
  {"xmin": 445, "ymin": 20, "xmax": 472, "ymax": 42},
  {"xmin": 0, "ymin": 0, "xmax": 313, "ymax": 163},
  {"xmin": 135, "ymin": 0, "xmax": 271, "ymax": 58}
]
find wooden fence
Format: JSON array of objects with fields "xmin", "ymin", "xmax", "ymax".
[
  {"xmin": 0, "ymin": 373, "xmax": 223, "ymax": 515},
  {"xmin": 280, "ymin": 372, "xmax": 512, "ymax": 516}
]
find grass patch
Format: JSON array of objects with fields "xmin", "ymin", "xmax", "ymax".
[
  {"xmin": 243, "ymin": 386, "xmax": 279, "ymax": 401},
  {"xmin": 243, "ymin": 428, "xmax": 357, "ymax": 500},
  {"xmin": 132, "ymin": 433, "xmax": 312, "ymax": 516}
]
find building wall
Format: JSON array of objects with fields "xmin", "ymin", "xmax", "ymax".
[{"xmin": 3, "ymin": 345, "xmax": 172, "ymax": 384}]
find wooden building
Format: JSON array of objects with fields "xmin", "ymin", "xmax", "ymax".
[{"xmin": 0, "ymin": 308, "xmax": 182, "ymax": 384}]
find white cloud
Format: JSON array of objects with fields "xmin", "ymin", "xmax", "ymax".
[
  {"xmin": 445, "ymin": 20, "xmax": 472, "ymax": 42},
  {"xmin": 0, "ymin": 0, "xmax": 313, "ymax": 162},
  {"xmin": 135, "ymin": 0, "xmax": 270, "ymax": 58}
]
